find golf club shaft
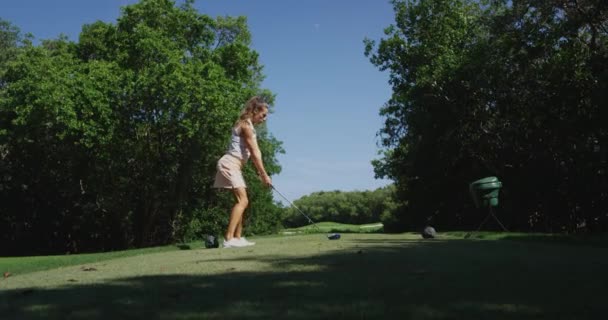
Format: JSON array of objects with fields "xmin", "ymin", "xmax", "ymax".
[{"xmin": 272, "ymin": 185, "xmax": 321, "ymax": 232}]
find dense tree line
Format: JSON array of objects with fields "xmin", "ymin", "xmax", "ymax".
[
  {"xmin": 282, "ymin": 185, "xmax": 400, "ymax": 229},
  {"xmin": 0, "ymin": 0, "xmax": 283, "ymax": 255},
  {"xmin": 366, "ymin": 0, "xmax": 607, "ymax": 233}
]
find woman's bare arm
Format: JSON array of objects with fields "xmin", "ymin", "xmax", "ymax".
[{"xmin": 242, "ymin": 124, "xmax": 272, "ymax": 186}]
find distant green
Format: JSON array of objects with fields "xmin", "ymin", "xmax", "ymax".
[{"xmin": 283, "ymin": 221, "xmax": 385, "ymax": 234}]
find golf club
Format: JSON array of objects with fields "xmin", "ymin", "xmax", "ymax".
[{"xmin": 272, "ymin": 185, "xmax": 340, "ymax": 240}]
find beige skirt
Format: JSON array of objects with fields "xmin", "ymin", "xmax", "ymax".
[{"xmin": 213, "ymin": 154, "xmax": 246, "ymax": 189}]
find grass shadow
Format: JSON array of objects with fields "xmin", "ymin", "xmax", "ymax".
[
  {"xmin": 445, "ymin": 231, "xmax": 608, "ymax": 248},
  {"xmin": 2, "ymin": 236, "xmax": 608, "ymax": 319},
  {"xmin": 499, "ymin": 233, "xmax": 608, "ymax": 248}
]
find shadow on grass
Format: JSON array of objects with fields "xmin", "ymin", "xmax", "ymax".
[
  {"xmin": 448, "ymin": 231, "xmax": 608, "ymax": 249},
  {"xmin": 500, "ymin": 233, "xmax": 608, "ymax": 248},
  {"xmin": 2, "ymin": 238, "xmax": 608, "ymax": 319}
]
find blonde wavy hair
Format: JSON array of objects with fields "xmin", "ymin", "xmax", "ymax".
[{"xmin": 235, "ymin": 96, "xmax": 268, "ymax": 127}]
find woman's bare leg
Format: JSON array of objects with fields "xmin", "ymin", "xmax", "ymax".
[
  {"xmin": 225, "ymin": 188, "xmax": 248, "ymax": 240},
  {"xmin": 235, "ymin": 214, "xmax": 244, "ymax": 239}
]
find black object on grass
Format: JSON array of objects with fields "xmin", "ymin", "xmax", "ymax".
[
  {"xmin": 422, "ymin": 226, "xmax": 437, "ymax": 239},
  {"xmin": 204, "ymin": 235, "xmax": 220, "ymax": 248},
  {"xmin": 328, "ymin": 233, "xmax": 341, "ymax": 240}
]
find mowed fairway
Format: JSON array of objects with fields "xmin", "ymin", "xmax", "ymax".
[{"xmin": 1, "ymin": 233, "xmax": 608, "ymax": 319}]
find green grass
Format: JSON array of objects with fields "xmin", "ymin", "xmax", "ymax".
[
  {"xmin": 0, "ymin": 243, "xmax": 194, "ymax": 277},
  {"xmin": 1, "ymin": 221, "xmax": 384, "ymax": 277},
  {"xmin": 1, "ymin": 221, "xmax": 382, "ymax": 278},
  {"xmin": 283, "ymin": 221, "xmax": 384, "ymax": 234},
  {"xmin": 2, "ymin": 232, "xmax": 608, "ymax": 319}
]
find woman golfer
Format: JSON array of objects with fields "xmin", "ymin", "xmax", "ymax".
[{"xmin": 213, "ymin": 96, "xmax": 272, "ymax": 248}]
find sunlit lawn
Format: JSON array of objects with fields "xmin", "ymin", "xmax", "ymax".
[
  {"xmin": 0, "ymin": 245, "xmax": 185, "ymax": 276},
  {"xmin": 1, "ymin": 232, "xmax": 607, "ymax": 319},
  {"xmin": 282, "ymin": 221, "xmax": 384, "ymax": 234}
]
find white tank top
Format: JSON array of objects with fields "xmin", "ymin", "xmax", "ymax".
[{"xmin": 226, "ymin": 119, "xmax": 255, "ymax": 162}]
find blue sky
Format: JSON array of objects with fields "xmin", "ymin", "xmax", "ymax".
[{"xmin": 2, "ymin": 0, "xmax": 395, "ymax": 202}]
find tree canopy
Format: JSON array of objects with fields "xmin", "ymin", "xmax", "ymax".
[
  {"xmin": 366, "ymin": 0, "xmax": 607, "ymax": 233},
  {"xmin": 282, "ymin": 185, "xmax": 399, "ymax": 228},
  {"xmin": 0, "ymin": 0, "xmax": 283, "ymax": 255}
]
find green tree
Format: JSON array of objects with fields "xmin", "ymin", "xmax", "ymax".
[
  {"xmin": 0, "ymin": 0, "xmax": 283, "ymax": 255},
  {"xmin": 282, "ymin": 185, "xmax": 399, "ymax": 227},
  {"xmin": 365, "ymin": 0, "xmax": 487, "ymax": 230},
  {"xmin": 366, "ymin": 0, "xmax": 608, "ymax": 232},
  {"xmin": 0, "ymin": 19, "xmax": 26, "ymax": 83}
]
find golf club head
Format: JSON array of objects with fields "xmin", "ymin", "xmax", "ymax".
[{"xmin": 327, "ymin": 233, "xmax": 341, "ymax": 240}]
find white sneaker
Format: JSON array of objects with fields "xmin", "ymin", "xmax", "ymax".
[
  {"xmin": 223, "ymin": 238, "xmax": 246, "ymax": 248},
  {"xmin": 237, "ymin": 237, "xmax": 255, "ymax": 246}
]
